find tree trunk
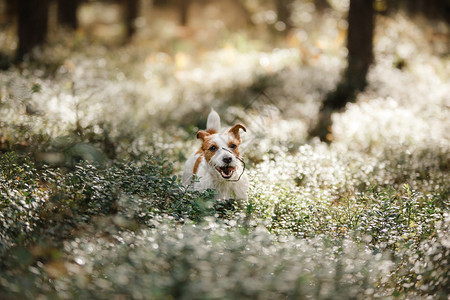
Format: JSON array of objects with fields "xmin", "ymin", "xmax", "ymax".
[
  {"xmin": 57, "ymin": 0, "xmax": 79, "ymax": 30},
  {"xmin": 5, "ymin": 0, "xmax": 18, "ymax": 23},
  {"xmin": 275, "ymin": 0, "xmax": 293, "ymax": 31},
  {"xmin": 345, "ymin": 0, "xmax": 375, "ymax": 94},
  {"xmin": 16, "ymin": 0, "xmax": 50, "ymax": 62},
  {"xmin": 323, "ymin": 0, "xmax": 375, "ymax": 110},
  {"xmin": 153, "ymin": 0, "xmax": 167, "ymax": 6},
  {"xmin": 315, "ymin": 0, "xmax": 331, "ymax": 12},
  {"xmin": 123, "ymin": 0, "xmax": 139, "ymax": 39},
  {"xmin": 311, "ymin": 0, "xmax": 375, "ymax": 140},
  {"xmin": 230, "ymin": 0, "xmax": 254, "ymax": 26},
  {"xmin": 178, "ymin": 0, "xmax": 190, "ymax": 26}
]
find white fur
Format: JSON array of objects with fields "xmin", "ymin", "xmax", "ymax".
[
  {"xmin": 182, "ymin": 110, "xmax": 249, "ymax": 200},
  {"xmin": 206, "ymin": 108, "xmax": 221, "ymax": 132}
]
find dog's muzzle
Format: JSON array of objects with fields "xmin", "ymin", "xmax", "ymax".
[{"xmin": 215, "ymin": 148, "xmax": 246, "ymax": 181}]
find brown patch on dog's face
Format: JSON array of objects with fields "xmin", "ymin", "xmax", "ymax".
[
  {"xmin": 227, "ymin": 138, "xmax": 241, "ymax": 158},
  {"xmin": 197, "ymin": 130, "xmax": 219, "ymax": 163},
  {"xmin": 227, "ymin": 124, "xmax": 246, "ymax": 157}
]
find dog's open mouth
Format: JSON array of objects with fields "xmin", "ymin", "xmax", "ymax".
[{"xmin": 216, "ymin": 166, "xmax": 236, "ymax": 179}]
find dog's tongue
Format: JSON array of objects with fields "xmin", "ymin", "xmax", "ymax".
[
  {"xmin": 221, "ymin": 167, "xmax": 232, "ymax": 175},
  {"xmin": 217, "ymin": 166, "xmax": 235, "ymax": 178}
]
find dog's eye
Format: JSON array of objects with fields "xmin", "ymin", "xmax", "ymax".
[
  {"xmin": 209, "ymin": 145, "xmax": 218, "ymax": 152},
  {"xmin": 229, "ymin": 143, "xmax": 237, "ymax": 149}
]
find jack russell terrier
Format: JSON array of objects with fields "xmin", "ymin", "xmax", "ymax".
[{"xmin": 182, "ymin": 109, "xmax": 249, "ymax": 200}]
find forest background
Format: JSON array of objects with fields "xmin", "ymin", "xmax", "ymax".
[{"xmin": 0, "ymin": 0, "xmax": 449, "ymax": 299}]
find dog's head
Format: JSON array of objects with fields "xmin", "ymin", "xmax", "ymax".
[{"xmin": 197, "ymin": 124, "xmax": 246, "ymax": 179}]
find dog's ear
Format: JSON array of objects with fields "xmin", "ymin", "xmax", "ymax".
[
  {"xmin": 197, "ymin": 130, "xmax": 210, "ymax": 141},
  {"xmin": 228, "ymin": 124, "xmax": 246, "ymax": 140},
  {"xmin": 206, "ymin": 108, "xmax": 221, "ymax": 132}
]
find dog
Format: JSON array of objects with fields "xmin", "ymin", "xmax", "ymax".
[{"xmin": 182, "ymin": 109, "xmax": 249, "ymax": 200}]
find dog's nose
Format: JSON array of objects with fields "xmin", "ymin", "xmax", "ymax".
[{"xmin": 222, "ymin": 156, "xmax": 232, "ymax": 164}]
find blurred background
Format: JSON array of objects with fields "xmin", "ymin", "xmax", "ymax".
[
  {"xmin": 0, "ymin": 0, "xmax": 449, "ymax": 165},
  {"xmin": 1, "ymin": 1, "xmax": 448, "ymax": 61}
]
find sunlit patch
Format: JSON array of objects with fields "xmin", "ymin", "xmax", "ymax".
[
  {"xmin": 196, "ymin": 131, "xmax": 218, "ymax": 163},
  {"xmin": 227, "ymin": 140, "xmax": 240, "ymax": 157}
]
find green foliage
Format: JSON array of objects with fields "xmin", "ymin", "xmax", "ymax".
[
  {"xmin": 45, "ymin": 223, "xmax": 392, "ymax": 300},
  {"xmin": 0, "ymin": 153, "xmax": 216, "ymax": 268},
  {"xmin": 0, "ymin": 154, "xmax": 45, "ymax": 255},
  {"xmin": 1, "ymin": 141, "xmax": 449, "ymax": 299}
]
